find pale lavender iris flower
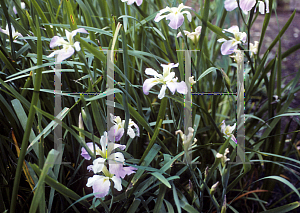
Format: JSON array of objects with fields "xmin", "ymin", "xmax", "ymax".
[
  {"xmin": 143, "ymin": 63, "xmax": 187, "ymax": 99},
  {"xmin": 108, "ymin": 114, "xmax": 139, "ymax": 142},
  {"xmin": 177, "ymin": 26, "xmax": 202, "ymax": 43},
  {"xmin": 83, "ymin": 132, "xmax": 136, "ymax": 178},
  {"xmin": 86, "ymin": 166, "xmax": 122, "ymax": 198},
  {"xmin": 220, "ymin": 120, "xmax": 237, "ymax": 143},
  {"xmin": 47, "ymin": 28, "xmax": 88, "ymax": 62},
  {"xmin": 217, "ymin": 25, "xmax": 247, "ymax": 55},
  {"xmin": 154, "ymin": 3, "xmax": 193, "ymax": 30},
  {"xmin": 0, "ymin": 24, "xmax": 23, "ymax": 42},
  {"xmin": 121, "ymin": 0, "xmax": 143, "ymax": 6}
]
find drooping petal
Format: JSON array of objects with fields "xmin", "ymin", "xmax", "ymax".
[
  {"xmin": 217, "ymin": 38, "xmax": 227, "ymax": 43},
  {"xmin": 92, "ymin": 157, "xmax": 106, "ymax": 173},
  {"xmin": 111, "ymin": 176, "xmax": 122, "ymax": 191},
  {"xmin": 108, "ymin": 162, "xmax": 123, "ymax": 177},
  {"xmin": 86, "ymin": 175, "xmax": 110, "ymax": 198},
  {"xmin": 176, "ymin": 81, "xmax": 188, "ymax": 94},
  {"xmin": 220, "ymin": 40, "xmax": 237, "ymax": 55},
  {"xmin": 181, "ymin": 11, "xmax": 192, "ymax": 22},
  {"xmin": 166, "ymin": 13, "xmax": 184, "ymax": 30},
  {"xmin": 50, "ymin": 36, "xmax": 66, "ymax": 48},
  {"xmin": 158, "ymin": 84, "xmax": 167, "ymax": 99},
  {"xmin": 46, "ymin": 50, "xmax": 59, "ymax": 58},
  {"xmin": 224, "ymin": 0, "xmax": 238, "ymax": 11},
  {"xmin": 239, "ymin": 0, "xmax": 256, "ymax": 11},
  {"xmin": 72, "ymin": 28, "xmax": 89, "ymax": 35},
  {"xmin": 109, "ymin": 162, "xmax": 137, "ymax": 178},
  {"xmin": 81, "ymin": 142, "xmax": 100, "ymax": 160},
  {"xmin": 166, "ymin": 81, "xmax": 177, "ymax": 94},
  {"xmin": 143, "ymin": 78, "xmax": 160, "ymax": 95},
  {"xmin": 154, "ymin": 7, "xmax": 170, "ymax": 22},
  {"xmin": 57, "ymin": 46, "xmax": 75, "ymax": 62}
]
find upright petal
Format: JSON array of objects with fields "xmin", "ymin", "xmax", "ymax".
[
  {"xmin": 239, "ymin": 0, "xmax": 256, "ymax": 12},
  {"xmin": 265, "ymin": 0, "xmax": 270, "ymax": 13},
  {"xmin": 158, "ymin": 84, "xmax": 167, "ymax": 99},
  {"xmin": 166, "ymin": 13, "xmax": 184, "ymax": 30},
  {"xmin": 107, "ymin": 142, "xmax": 126, "ymax": 156},
  {"xmin": 195, "ymin": 26, "xmax": 202, "ymax": 33},
  {"xmin": 130, "ymin": 121, "xmax": 139, "ymax": 136},
  {"xmin": 258, "ymin": 1, "xmax": 265, "ymax": 14},
  {"xmin": 92, "ymin": 157, "xmax": 106, "ymax": 173},
  {"xmin": 220, "ymin": 120, "xmax": 226, "ymax": 134},
  {"xmin": 127, "ymin": 127, "xmax": 135, "ymax": 138},
  {"xmin": 224, "ymin": 0, "xmax": 238, "ymax": 11},
  {"xmin": 108, "ymin": 152, "xmax": 125, "ymax": 164},
  {"xmin": 73, "ymin": 41, "xmax": 81, "ymax": 51}
]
